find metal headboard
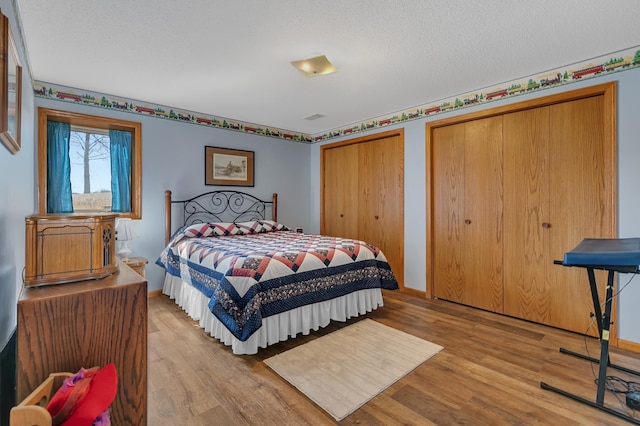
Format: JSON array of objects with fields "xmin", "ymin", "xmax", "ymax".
[{"xmin": 164, "ymin": 190, "xmax": 278, "ymax": 245}]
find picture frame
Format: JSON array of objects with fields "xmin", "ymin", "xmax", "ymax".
[
  {"xmin": 205, "ymin": 146, "xmax": 254, "ymax": 186},
  {"xmin": 0, "ymin": 11, "xmax": 22, "ymax": 154}
]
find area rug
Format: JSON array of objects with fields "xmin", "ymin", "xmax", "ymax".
[{"xmin": 263, "ymin": 319, "xmax": 443, "ymax": 421}]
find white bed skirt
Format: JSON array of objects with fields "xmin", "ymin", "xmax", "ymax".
[{"xmin": 162, "ymin": 273, "xmax": 385, "ymax": 355}]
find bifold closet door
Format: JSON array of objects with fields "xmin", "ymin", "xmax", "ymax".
[
  {"xmin": 322, "ymin": 143, "xmax": 360, "ymax": 241},
  {"xmin": 503, "ymin": 106, "xmax": 553, "ymax": 324},
  {"xmin": 358, "ymin": 134, "xmax": 404, "ymax": 286},
  {"xmin": 321, "ymin": 130, "xmax": 405, "ymax": 287},
  {"xmin": 432, "ymin": 117, "xmax": 503, "ymax": 312},
  {"xmin": 503, "ymin": 96, "xmax": 610, "ymax": 334},
  {"xmin": 547, "ymin": 95, "xmax": 610, "ymax": 334}
]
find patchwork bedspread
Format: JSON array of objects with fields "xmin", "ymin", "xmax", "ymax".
[{"xmin": 157, "ymin": 221, "xmax": 398, "ymax": 341}]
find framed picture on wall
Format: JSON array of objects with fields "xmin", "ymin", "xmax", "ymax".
[
  {"xmin": 205, "ymin": 146, "xmax": 255, "ymax": 186},
  {"xmin": 0, "ymin": 11, "xmax": 22, "ymax": 154}
]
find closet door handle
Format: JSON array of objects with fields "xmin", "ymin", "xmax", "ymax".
[
  {"xmin": 464, "ymin": 219, "xmax": 472, "ymax": 225},
  {"xmin": 542, "ymin": 222, "xmax": 551, "ymax": 228}
]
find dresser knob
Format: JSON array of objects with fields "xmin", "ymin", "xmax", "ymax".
[
  {"xmin": 542, "ymin": 222, "xmax": 551, "ymax": 228},
  {"xmin": 464, "ymin": 219, "xmax": 471, "ymax": 225}
]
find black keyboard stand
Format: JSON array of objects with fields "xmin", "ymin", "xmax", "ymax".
[{"xmin": 540, "ymin": 261, "xmax": 640, "ymax": 424}]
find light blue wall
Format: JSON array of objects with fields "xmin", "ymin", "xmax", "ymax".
[
  {"xmin": 0, "ymin": 1, "xmax": 36, "ymax": 351},
  {"xmin": 310, "ymin": 67, "xmax": 640, "ymax": 344},
  {"xmin": 34, "ymin": 98, "xmax": 312, "ymax": 294}
]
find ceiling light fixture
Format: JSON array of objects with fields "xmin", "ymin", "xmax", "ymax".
[{"xmin": 291, "ymin": 55, "xmax": 337, "ymax": 77}]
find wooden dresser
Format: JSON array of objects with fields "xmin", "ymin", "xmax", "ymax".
[{"xmin": 16, "ymin": 261, "xmax": 147, "ymax": 425}]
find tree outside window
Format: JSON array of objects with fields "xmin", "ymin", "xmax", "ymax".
[{"xmin": 69, "ymin": 128, "xmax": 112, "ymax": 211}]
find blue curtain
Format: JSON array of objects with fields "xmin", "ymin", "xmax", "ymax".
[
  {"xmin": 110, "ymin": 130, "xmax": 132, "ymax": 212},
  {"xmin": 46, "ymin": 121, "xmax": 73, "ymax": 213}
]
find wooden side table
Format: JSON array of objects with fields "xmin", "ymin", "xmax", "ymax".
[{"xmin": 123, "ymin": 256, "xmax": 148, "ymax": 277}]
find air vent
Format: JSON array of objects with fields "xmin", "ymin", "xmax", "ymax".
[{"xmin": 304, "ymin": 113, "xmax": 325, "ymax": 121}]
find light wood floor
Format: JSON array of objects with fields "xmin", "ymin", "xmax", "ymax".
[{"xmin": 148, "ymin": 290, "xmax": 640, "ymax": 425}]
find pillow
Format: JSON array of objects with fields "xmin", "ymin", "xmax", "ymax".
[
  {"xmin": 174, "ymin": 221, "xmax": 290, "ymax": 246},
  {"xmin": 235, "ymin": 220, "xmax": 290, "ymax": 234},
  {"xmin": 183, "ymin": 222, "xmax": 243, "ymax": 238},
  {"xmin": 258, "ymin": 220, "xmax": 290, "ymax": 232},
  {"xmin": 235, "ymin": 221, "xmax": 267, "ymax": 234}
]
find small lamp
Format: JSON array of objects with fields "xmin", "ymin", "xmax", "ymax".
[{"xmin": 116, "ymin": 218, "xmax": 139, "ymax": 260}]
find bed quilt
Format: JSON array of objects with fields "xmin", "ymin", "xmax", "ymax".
[{"xmin": 157, "ymin": 221, "xmax": 398, "ymax": 341}]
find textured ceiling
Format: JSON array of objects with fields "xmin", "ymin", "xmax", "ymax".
[{"xmin": 16, "ymin": 1, "xmax": 640, "ymax": 135}]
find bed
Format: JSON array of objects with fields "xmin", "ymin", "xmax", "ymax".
[{"xmin": 157, "ymin": 190, "xmax": 399, "ymax": 354}]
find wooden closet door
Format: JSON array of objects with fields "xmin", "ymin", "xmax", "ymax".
[
  {"xmin": 358, "ymin": 134, "xmax": 404, "ymax": 286},
  {"xmin": 429, "ymin": 83, "xmax": 616, "ymax": 335},
  {"xmin": 462, "ymin": 117, "xmax": 504, "ymax": 312},
  {"xmin": 503, "ymin": 107, "xmax": 552, "ymax": 323},
  {"xmin": 547, "ymin": 95, "xmax": 610, "ymax": 334},
  {"xmin": 432, "ymin": 124, "xmax": 465, "ymax": 303},
  {"xmin": 503, "ymin": 96, "xmax": 610, "ymax": 334},
  {"xmin": 433, "ymin": 117, "xmax": 503, "ymax": 312},
  {"xmin": 321, "ymin": 131, "xmax": 405, "ymax": 287},
  {"xmin": 322, "ymin": 143, "xmax": 360, "ymax": 240}
]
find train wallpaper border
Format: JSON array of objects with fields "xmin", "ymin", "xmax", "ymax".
[{"xmin": 33, "ymin": 46, "xmax": 640, "ymax": 144}]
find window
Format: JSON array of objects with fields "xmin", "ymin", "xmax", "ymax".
[{"xmin": 37, "ymin": 108, "xmax": 142, "ymax": 219}]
